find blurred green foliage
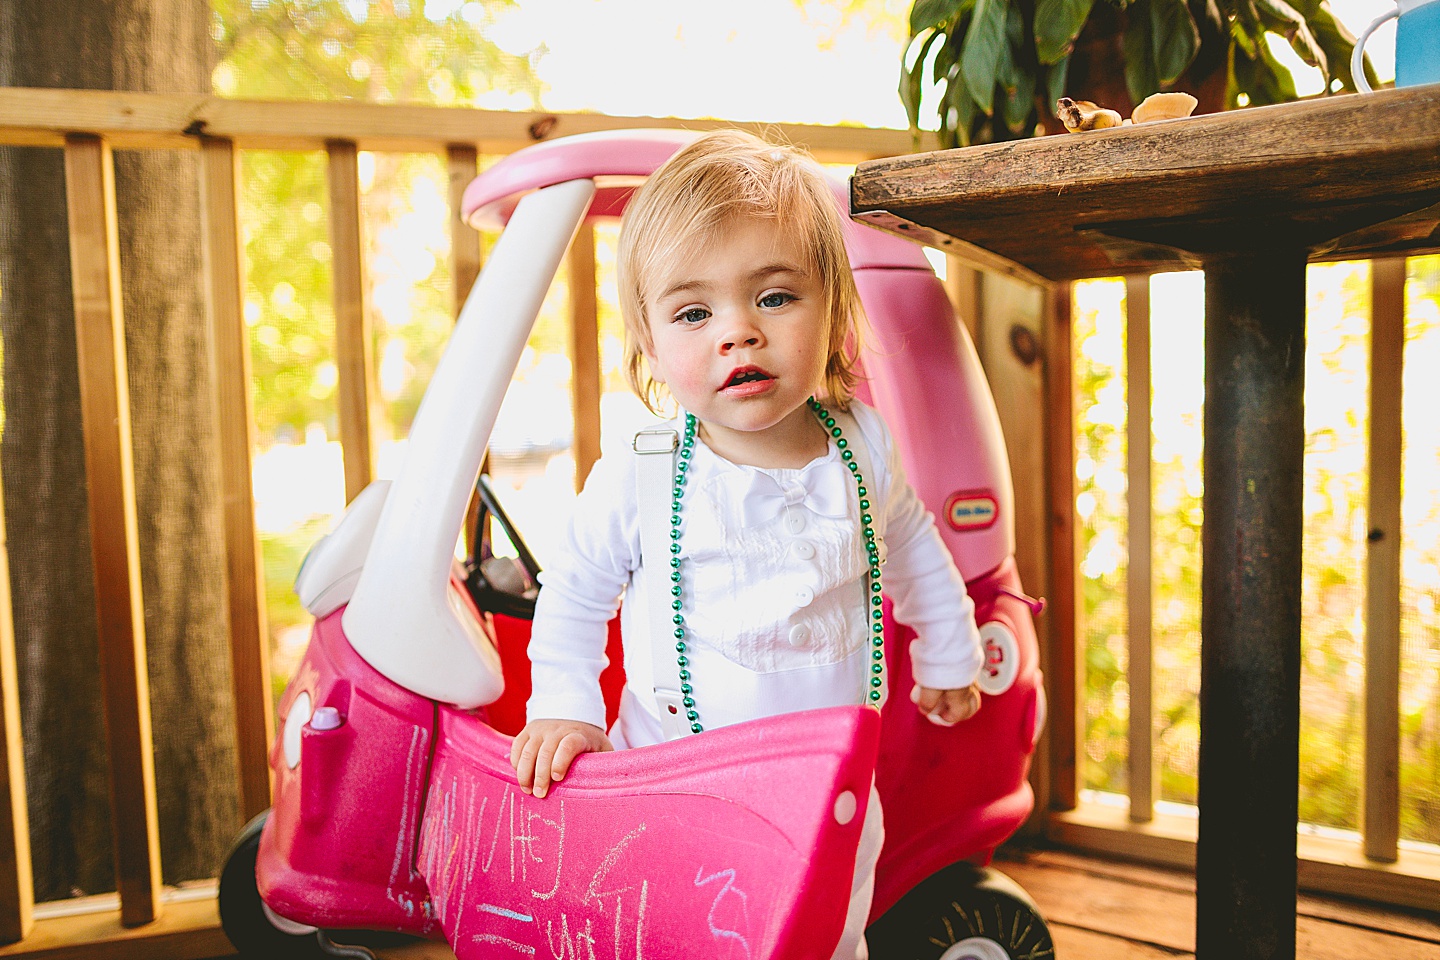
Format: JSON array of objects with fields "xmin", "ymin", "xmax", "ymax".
[
  {"xmin": 211, "ymin": 0, "xmax": 545, "ymax": 685},
  {"xmin": 213, "ymin": 0, "xmax": 543, "ymax": 443},
  {"xmin": 1075, "ymin": 259, "xmax": 1440, "ymax": 845}
]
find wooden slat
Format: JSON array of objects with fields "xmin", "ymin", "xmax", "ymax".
[
  {"xmin": 943, "ymin": 259, "xmax": 980, "ymax": 341},
  {"xmin": 974, "ymin": 271, "xmax": 1052, "ymax": 832},
  {"xmin": 1125, "ymin": 275, "xmax": 1155, "ymax": 822},
  {"xmin": 0, "ymin": 87, "xmax": 937, "ymax": 159},
  {"xmin": 1364, "ymin": 257, "xmax": 1406, "ymax": 863},
  {"xmin": 567, "ymin": 222, "xmax": 602, "ymax": 490},
  {"xmin": 0, "ymin": 470, "xmax": 33, "ymax": 943},
  {"xmin": 447, "ymin": 145, "xmax": 482, "ymax": 315},
  {"xmin": 0, "ymin": 895, "xmax": 229, "ymax": 960},
  {"xmin": 62, "ymin": 135, "xmax": 161, "ymax": 927},
  {"xmin": 448, "ymin": 144, "xmax": 487, "ymax": 546},
  {"xmin": 1045, "ymin": 281, "xmax": 1080, "ymax": 811},
  {"xmin": 327, "ymin": 140, "xmax": 376, "ymax": 503},
  {"xmin": 198, "ymin": 137, "xmax": 274, "ymax": 821}
]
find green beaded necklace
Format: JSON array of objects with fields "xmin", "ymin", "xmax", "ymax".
[{"xmin": 668, "ymin": 396, "xmax": 885, "ymax": 734}]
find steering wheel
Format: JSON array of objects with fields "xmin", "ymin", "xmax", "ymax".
[{"xmin": 462, "ymin": 474, "xmax": 542, "ymax": 620}]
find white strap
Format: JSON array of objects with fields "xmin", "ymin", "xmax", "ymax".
[{"xmin": 633, "ymin": 426, "xmax": 695, "ymax": 740}]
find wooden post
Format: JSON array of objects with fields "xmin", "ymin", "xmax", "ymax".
[
  {"xmin": 568, "ymin": 222, "xmax": 602, "ymax": 490},
  {"xmin": 976, "ymin": 270, "xmax": 1053, "ymax": 831},
  {"xmin": 1125, "ymin": 274, "xmax": 1155, "ymax": 823},
  {"xmin": 327, "ymin": 140, "xmax": 376, "ymax": 503},
  {"xmin": 448, "ymin": 145, "xmax": 482, "ymax": 313},
  {"xmin": 63, "ymin": 134, "xmax": 162, "ymax": 927},
  {"xmin": 1045, "ymin": 280, "xmax": 1079, "ymax": 812},
  {"xmin": 199, "ymin": 136, "xmax": 275, "ymax": 821},
  {"xmin": 0, "ymin": 469, "xmax": 32, "ymax": 943},
  {"xmin": 1364, "ymin": 257, "xmax": 1406, "ymax": 864},
  {"xmin": 1197, "ymin": 250, "xmax": 1307, "ymax": 960},
  {"xmin": 447, "ymin": 144, "xmax": 489, "ymax": 549}
]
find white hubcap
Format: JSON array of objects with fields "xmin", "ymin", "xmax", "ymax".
[{"xmin": 937, "ymin": 937, "xmax": 1011, "ymax": 960}]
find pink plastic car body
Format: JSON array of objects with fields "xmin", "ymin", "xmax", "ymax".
[{"xmin": 243, "ymin": 130, "xmax": 1046, "ymax": 960}]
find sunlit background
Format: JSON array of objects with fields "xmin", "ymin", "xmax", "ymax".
[{"xmin": 205, "ymin": 0, "xmax": 1437, "ymax": 850}]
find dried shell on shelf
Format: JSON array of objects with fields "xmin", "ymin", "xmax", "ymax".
[
  {"xmin": 1056, "ymin": 98, "xmax": 1124, "ymax": 133},
  {"xmin": 1131, "ymin": 92, "xmax": 1199, "ymax": 124}
]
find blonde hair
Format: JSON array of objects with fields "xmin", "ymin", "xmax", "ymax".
[{"xmin": 617, "ymin": 129, "xmax": 864, "ymax": 415}]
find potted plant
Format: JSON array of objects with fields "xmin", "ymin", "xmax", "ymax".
[{"xmin": 902, "ymin": 0, "xmax": 1377, "ymax": 146}]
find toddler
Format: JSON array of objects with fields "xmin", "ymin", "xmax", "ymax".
[{"xmin": 509, "ymin": 129, "xmax": 985, "ymax": 960}]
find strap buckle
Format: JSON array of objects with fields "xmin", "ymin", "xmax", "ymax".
[{"xmin": 632, "ymin": 428, "xmax": 679, "ymax": 455}]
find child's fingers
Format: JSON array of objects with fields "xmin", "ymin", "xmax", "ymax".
[
  {"xmin": 910, "ymin": 683, "xmax": 942, "ymax": 714},
  {"xmin": 549, "ymin": 733, "xmax": 591, "ymax": 784},
  {"xmin": 532, "ymin": 737, "xmax": 561, "ymax": 799},
  {"xmin": 513, "ymin": 734, "xmax": 540, "ymax": 794}
]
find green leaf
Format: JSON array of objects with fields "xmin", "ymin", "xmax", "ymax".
[
  {"xmin": 1255, "ymin": 0, "xmax": 1326, "ymax": 72},
  {"xmin": 1150, "ymin": 0, "xmax": 1200, "ymax": 85},
  {"xmin": 1230, "ymin": 0, "xmax": 1266, "ymax": 57},
  {"xmin": 1045, "ymin": 53, "xmax": 1072, "ymax": 113},
  {"xmin": 1123, "ymin": 0, "xmax": 1161, "ymax": 101},
  {"xmin": 1034, "ymin": 0, "xmax": 1096, "ymax": 64},
  {"xmin": 1004, "ymin": 64, "xmax": 1038, "ymax": 132},
  {"xmin": 1294, "ymin": 0, "xmax": 1370, "ymax": 90},
  {"xmin": 943, "ymin": 64, "xmax": 982, "ymax": 146},
  {"xmin": 900, "ymin": 29, "xmax": 945, "ymax": 130},
  {"xmin": 933, "ymin": 33, "xmax": 959, "ymax": 85},
  {"xmin": 911, "ymin": 0, "xmax": 963, "ymax": 35},
  {"xmin": 961, "ymin": 0, "xmax": 1011, "ymax": 115},
  {"xmin": 1001, "ymin": 0, "xmax": 1035, "ymax": 131},
  {"xmin": 1228, "ymin": 35, "xmax": 1298, "ymax": 106}
]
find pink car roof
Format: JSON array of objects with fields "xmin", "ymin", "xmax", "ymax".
[{"xmin": 460, "ymin": 127, "xmax": 929, "ymax": 272}]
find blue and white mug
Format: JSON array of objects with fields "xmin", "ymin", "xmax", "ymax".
[{"xmin": 1352, "ymin": 0, "xmax": 1440, "ymax": 91}]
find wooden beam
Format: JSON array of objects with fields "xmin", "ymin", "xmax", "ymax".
[
  {"xmin": 1363, "ymin": 257, "xmax": 1406, "ymax": 863},
  {"xmin": 1125, "ymin": 275, "xmax": 1155, "ymax": 822},
  {"xmin": 0, "ymin": 892, "xmax": 230, "ymax": 959},
  {"xmin": 447, "ymin": 145, "xmax": 482, "ymax": 316},
  {"xmin": 198, "ymin": 136, "xmax": 274, "ymax": 821},
  {"xmin": 974, "ymin": 271, "xmax": 1053, "ymax": 832},
  {"xmin": 1045, "ymin": 281, "xmax": 1080, "ymax": 812},
  {"xmin": 568, "ymin": 222, "xmax": 602, "ymax": 490},
  {"xmin": 0, "ymin": 470, "xmax": 33, "ymax": 943},
  {"xmin": 327, "ymin": 140, "xmax": 376, "ymax": 503},
  {"xmin": 943, "ymin": 259, "xmax": 981, "ymax": 342},
  {"xmin": 62, "ymin": 135, "xmax": 161, "ymax": 927},
  {"xmin": 0, "ymin": 87, "xmax": 936, "ymax": 160}
]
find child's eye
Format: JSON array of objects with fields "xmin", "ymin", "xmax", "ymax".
[
  {"xmin": 676, "ymin": 307, "xmax": 710, "ymax": 325},
  {"xmin": 759, "ymin": 292, "xmax": 795, "ymax": 309}
]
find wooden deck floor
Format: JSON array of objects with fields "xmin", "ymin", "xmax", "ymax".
[
  {"xmin": 319, "ymin": 846, "xmax": 1440, "ymax": 960},
  {"xmin": 993, "ymin": 846, "xmax": 1440, "ymax": 960}
]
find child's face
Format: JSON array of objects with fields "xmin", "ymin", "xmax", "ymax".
[{"xmin": 642, "ymin": 216, "xmax": 830, "ymax": 442}]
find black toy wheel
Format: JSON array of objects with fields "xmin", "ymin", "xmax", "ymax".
[
  {"xmin": 865, "ymin": 862, "xmax": 1054, "ymax": 960},
  {"xmin": 219, "ymin": 810, "xmax": 325, "ymax": 959}
]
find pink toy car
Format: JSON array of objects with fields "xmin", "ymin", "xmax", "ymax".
[{"xmin": 218, "ymin": 130, "xmax": 1051, "ymax": 960}]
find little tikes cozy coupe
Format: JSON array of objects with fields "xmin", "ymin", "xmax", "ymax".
[{"xmin": 218, "ymin": 130, "xmax": 1052, "ymax": 960}]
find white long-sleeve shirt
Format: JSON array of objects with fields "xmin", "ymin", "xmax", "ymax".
[{"xmin": 526, "ymin": 400, "xmax": 983, "ymax": 742}]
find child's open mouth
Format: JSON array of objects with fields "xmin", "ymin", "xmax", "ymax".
[{"xmin": 722, "ymin": 366, "xmax": 775, "ymax": 395}]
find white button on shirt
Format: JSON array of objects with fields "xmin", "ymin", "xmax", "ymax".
[
  {"xmin": 788, "ymin": 623, "xmax": 811, "ymax": 646},
  {"xmin": 791, "ymin": 540, "xmax": 816, "ymax": 560},
  {"xmin": 784, "ymin": 510, "xmax": 807, "ymax": 535}
]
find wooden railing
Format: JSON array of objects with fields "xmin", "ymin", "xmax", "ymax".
[{"xmin": 1040, "ymin": 262, "xmax": 1440, "ymax": 912}]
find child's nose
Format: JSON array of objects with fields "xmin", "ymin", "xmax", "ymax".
[{"xmin": 717, "ymin": 312, "xmax": 764, "ymax": 352}]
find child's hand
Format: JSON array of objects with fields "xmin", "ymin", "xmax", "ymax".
[
  {"xmin": 910, "ymin": 682, "xmax": 982, "ymax": 727},
  {"xmin": 510, "ymin": 720, "xmax": 613, "ymax": 798}
]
